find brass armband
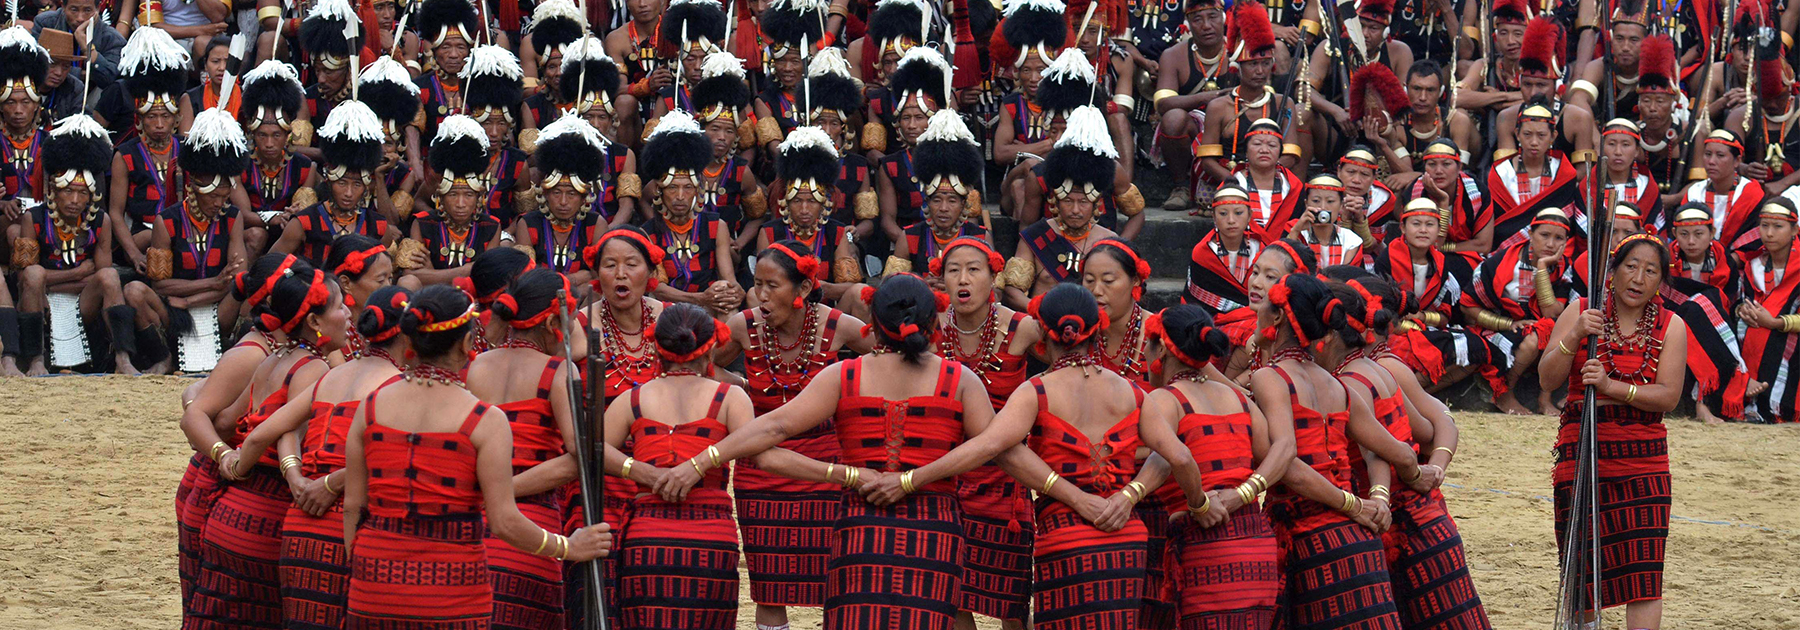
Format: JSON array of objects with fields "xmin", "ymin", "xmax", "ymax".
[
  {"xmin": 392, "ymin": 238, "xmax": 428, "ymax": 270},
  {"xmin": 741, "ymin": 187, "xmax": 767, "ymax": 218},
  {"xmin": 883, "ymin": 255, "xmax": 913, "ymax": 277},
  {"xmin": 1474, "ymin": 309, "xmax": 1514, "ymax": 331},
  {"xmin": 1462, "ymin": 25, "xmax": 1481, "ymax": 41},
  {"xmin": 1116, "ymin": 183, "xmax": 1145, "ymax": 216},
  {"xmin": 1421, "ymin": 311, "xmax": 1447, "ymax": 327},
  {"xmin": 1195, "ymin": 143, "xmax": 1225, "ymax": 158},
  {"xmin": 1785, "ymin": 31, "xmax": 1795, "ymax": 51},
  {"xmin": 964, "ymin": 189, "xmax": 984, "ymax": 220},
  {"xmin": 854, "ymin": 189, "xmax": 879, "ymax": 220},
  {"xmin": 1152, "ymin": 89, "xmax": 1180, "ymax": 107},
  {"xmin": 756, "ymin": 117, "xmax": 785, "ymax": 146},
  {"xmin": 517, "ymin": 127, "xmax": 540, "ymax": 154},
  {"xmin": 1112, "ymin": 94, "xmax": 1136, "ymax": 110},
  {"xmin": 288, "ymin": 119, "xmax": 314, "ymax": 147},
  {"xmin": 10, "ymin": 236, "xmax": 38, "ymax": 268},
  {"xmin": 410, "ymin": 107, "xmax": 427, "ymax": 131},
  {"xmin": 860, "ymin": 122, "xmax": 888, "ymax": 152},
  {"xmin": 833, "ymin": 257, "xmax": 864, "ymax": 283},
  {"xmin": 616, "ymin": 173, "xmax": 643, "ymax": 199},
  {"xmin": 737, "ymin": 118, "xmax": 758, "ymax": 150},
  {"xmin": 1783, "ymin": 314, "xmax": 1800, "ymax": 333},
  {"xmin": 1688, "ymin": 167, "xmax": 1708, "ymax": 182},
  {"xmin": 1534, "ymin": 269, "xmax": 1557, "ymax": 310},
  {"xmin": 145, "ymin": 247, "xmax": 173, "ymax": 281},
  {"xmin": 291, "ymin": 187, "xmax": 319, "ymax": 209},
  {"xmin": 256, "ymin": 5, "xmax": 282, "ymax": 22},
  {"xmin": 1437, "ymin": 204, "xmax": 1452, "ymax": 240},
  {"xmin": 1298, "ymin": 18, "xmax": 1322, "ymax": 36},
  {"xmin": 511, "ymin": 242, "xmax": 537, "ymax": 262},
  {"xmin": 1568, "ymin": 149, "xmax": 1598, "ymax": 164},
  {"xmin": 391, "ymin": 190, "xmax": 415, "ymax": 215},
  {"xmin": 522, "ymin": 77, "xmax": 539, "ymax": 92},
  {"xmin": 1002, "ymin": 256, "xmax": 1036, "ymax": 290},
  {"xmin": 515, "ymin": 185, "xmax": 539, "ymax": 217},
  {"xmin": 1492, "ymin": 148, "xmax": 1517, "ymax": 162},
  {"xmin": 1568, "ymin": 80, "xmax": 1599, "ymax": 102},
  {"xmin": 1281, "ymin": 143, "xmax": 1303, "ymax": 158}
]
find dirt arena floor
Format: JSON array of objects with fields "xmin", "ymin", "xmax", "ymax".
[{"xmin": 1, "ymin": 375, "xmax": 1797, "ymax": 629}]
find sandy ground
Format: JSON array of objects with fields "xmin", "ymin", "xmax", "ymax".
[{"xmin": 1, "ymin": 375, "xmax": 1798, "ymax": 629}]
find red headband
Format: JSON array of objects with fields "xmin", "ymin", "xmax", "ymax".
[
  {"xmin": 335, "ymin": 245, "xmax": 388, "ymax": 278},
  {"xmin": 1704, "ymin": 136, "xmax": 1744, "ymax": 152},
  {"xmin": 1529, "ymin": 214, "xmax": 1572, "ymax": 233},
  {"xmin": 658, "ymin": 319, "xmax": 732, "ymax": 364},
  {"xmin": 768, "ymin": 243, "xmax": 827, "ymax": 282},
  {"xmin": 1090, "ymin": 238, "xmax": 1152, "ymax": 301},
  {"xmin": 1339, "ymin": 155, "xmax": 1380, "ymax": 171},
  {"xmin": 241, "ymin": 255, "xmax": 298, "ymax": 310},
  {"xmin": 452, "ymin": 276, "xmax": 508, "ymax": 305},
  {"xmin": 1399, "ymin": 206, "xmax": 1441, "ymax": 221},
  {"xmin": 1027, "ymin": 292, "xmax": 1111, "ymax": 348},
  {"xmin": 364, "ymin": 290, "xmax": 410, "ymax": 343},
  {"xmin": 1263, "ymin": 240, "xmax": 1311, "ymax": 275},
  {"xmin": 587, "ymin": 229, "xmax": 669, "ymax": 269},
  {"xmin": 258, "ymin": 268, "xmax": 332, "ymax": 335},
  {"xmin": 494, "ymin": 275, "xmax": 578, "ymax": 330},
  {"xmin": 1601, "ymin": 127, "xmax": 1641, "ymax": 140},
  {"xmin": 1144, "ymin": 311, "xmax": 1212, "ymax": 370},
  {"xmin": 929, "ymin": 237, "xmax": 1005, "ymax": 276}
]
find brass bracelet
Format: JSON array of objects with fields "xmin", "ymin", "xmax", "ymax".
[
  {"xmin": 844, "ymin": 467, "xmax": 861, "ymax": 488},
  {"xmin": 706, "ymin": 445, "xmax": 722, "ymax": 468},
  {"xmin": 1126, "ymin": 481, "xmax": 1147, "ymax": 502},
  {"xmin": 1236, "ymin": 482, "xmax": 1257, "ymax": 506},
  {"xmin": 1626, "ymin": 384, "xmax": 1638, "ymax": 403},
  {"xmin": 1339, "ymin": 490, "xmax": 1360, "ymax": 515},
  {"xmin": 690, "ymin": 459, "xmax": 706, "ymax": 475},
  {"xmin": 900, "ymin": 470, "xmax": 917, "ymax": 494},
  {"xmin": 1535, "ymin": 269, "xmax": 1558, "ymax": 311},
  {"xmin": 323, "ymin": 473, "xmax": 341, "ymax": 495},
  {"xmin": 826, "ymin": 463, "xmax": 837, "ymax": 484},
  {"xmin": 1369, "ymin": 484, "xmax": 1391, "ymax": 503},
  {"xmin": 1152, "ymin": 89, "xmax": 1180, "ymax": 105},
  {"xmin": 1247, "ymin": 473, "xmax": 1270, "ymax": 494},
  {"xmin": 209, "ymin": 441, "xmax": 230, "ymax": 463},
  {"xmin": 1042, "ymin": 472, "xmax": 1061, "ymax": 494},
  {"xmin": 1433, "ymin": 446, "xmax": 1455, "ymax": 458},
  {"xmin": 1402, "ymin": 465, "xmax": 1422, "ymax": 484},
  {"xmin": 280, "ymin": 455, "xmax": 302, "ymax": 474},
  {"xmin": 533, "ymin": 529, "xmax": 550, "ymax": 555},
  {"xmin": 1557, "ymin": 339, "xmax": 1578, "ymax": 356},
  {"xmin": 1188, "ymin": 494, "xmax": 1213, "ymax": 518},
  {"xmin": 619, "ymin": 457, "xmax": 634, "ymax": 479},
  {"xmin": 553, "ymin": 535, "xmax": 569, "ymax": 561}
]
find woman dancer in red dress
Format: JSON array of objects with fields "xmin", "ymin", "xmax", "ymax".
[
  {"xmin": 340, "ymin": 285, "xmax": 612, "ymax": 628},
  {"xmin": 468, "ymin": 269, "xmax": 584, "ymax": 630},
  {"xmin": 175, "ymin": 253, "xmax": 296, "ymax": 622},
  {"xmin": 189, "ymin": 265, "xmax": 350, "ymax": 629},
  {"xmin": 657, "ymin": 275, "xmax": 1004, "ymax": 630},
  {"xmin": 225, "ymin": 286, "xmax": 412, "ymax": 630},
  {"xmin": 602, "ymin": 303, "xmax": 754, "ymax": 630},
  {"xmin": 1539, "ymin": 234, "xmax": 1686, "ymax": 630},
  {"xmin": 933, "ymin": 237, "xmax": 1041, "ymax": 630},
  {"xmin": 996, "ymin": 283, "xmax": 1151, "ymax": 630},
  {"xmin": 1250, "ymin": 273, "xmax": 1412, "ymax": 630},
  {"xmin": 1137, "ymin": 304, "xmax": 1289, "ymax": 630},
  {"xmin": 1325, "ymin": 279, "xmax": 1491, "ymax": 629},
  {"xmin": 711, "ymin": 240, "xmax": 870, "ymax": 630}
]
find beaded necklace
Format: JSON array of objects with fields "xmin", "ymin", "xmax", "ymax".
[
  {"xmin": 500, "ymin": 336, "xmax": 550, "ymax": 355},
  {"xmin": 600, "ymin": 299, "xmax": 657, "ymax": 374},
  {"xmin": 1050, "ymin": 351, "xmax": 1099, "ymax": 373},
  {"xmin": 1596, "ymin": 298, "xmax": 1662, "ymax": 384},
  {"xmin": 938, "ymin": 304, "xmax": 1003, "ymax": 381},
  {"xmin": 365, "ymin": 345, "xmax": 405, "ymax": 371},
  {"xmin": 750, "ymin": 304, "xmax": 823, "ymax": 391},
  {"xmin": 1267, "ymin": 344, "xmax": 1311, "ymax": 366},
  {"xmin": 1096, "ymin": 306, "xmax": 1146, "ymax": 377},
  {"xmin": 405, "ymin": 362, "xmax": 466, "ymax": 387}
]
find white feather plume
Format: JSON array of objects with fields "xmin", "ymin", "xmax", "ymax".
[
  {"xmin": 918, "ymin": 110, "xmax": 975, "ymax": 145},
  {"xmin": 433, "ymin": 114, "xmax": 491, "ymax": 150},
  {"xmin": 1043, "ymin": 47, "xmax": 1095, "ymax": 84},
  {"xmin": 1053, "ymin": 105, "xmax": 1116, "ymax": 158},
  {"xmin": 807, "ymin": 46, "xmax": 853, "ymax": 78},
  {"xmin": 649, "ymin": 110, "xmax": 705, "ymax": 139},
  {"xmin": 701, "ymin": 51, "xmax": 746, "ymax": 80},
  {"xmin": 770, "ymin": 0, "xmax": 829, "ymax": 12},
  {"xmin": 188, "ymin": 108, "xmax": 251, "ymax": 155},
  {"xmin": 358, "ymin": 56, "xmax": 420, "ymax": 93},
  {"xmin": 561, "ymin": 35, "xmax": 613, "ymax": 65},
  {"xmin": 0, "ymin": 25, "xmax": 46, "ymax": 58},
  {"xmin": 460, "ymin": 44, "xmax": 523, "ymax": 80},
  {"xmin": 896, "ymin": 45, "xmax": 950, "ymax": 75},
  {"xmin": 529, "ymin": 0, "xmax": 587, "ymax": 29},
  {"xmin": 874, "ymin": 0, "xmax": 931, "ymax": 12},
  {"xmin": 50, "ymin": 113, "xmax": 109, "ymax": 140},
  {"xmin": 319, "ymin": 100, "xmax": 385, "ymax": 143},
  {"xmin": 1002, "ymin": 0, "xmax": 1064, "ymax": 18},
  {"xmin": 120, "ymin": 25, "xmax": 189, "ymax": 74},
  {"xmin": 779, "ymin": 126, "xmax": 838, "ymax": 158},
  {"xmin": 538, "ymin": 111, "xmax": 607, "ymax": 149},
  {"xmin": 669, "ymin": 0, "xmax": 724, "ymax": 7},
  {"xmin": 243, "ymin": 59, "xmax": 301, "ymax": 87},
  {"xmin": 305, "ymin": 0, "xmax": 358, "ymax": 23}
]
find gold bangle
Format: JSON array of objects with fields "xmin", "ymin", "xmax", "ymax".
[
  {"xmin": 553, "ymin": 535, "xmax": 569, "ymax": 561},
  {"xmin": 690, "ymin": 459, "xmax": 706, "ymax": 475},
  {"xmin": 208, "ymin": 441, "xmax": 229, "ymax": 463},
  {"xmin": 1042, "ymin": 472, "xmax": 1060, "ymax": 494},
  {"xmin": 1557, "ymin": 339, "xmax": 1577, "ymax": 356},
  {"xmin": 280, "ymin": 455, "xmax": 302, "ymax": 474},
  {"xmin": 1236, "ymin": 483, "xmax": 1257, "ymax": 506},
  {"xmin": 1126, "ymin": 481, "xmax": 1147, "ymax": 502},
  {"xmin": 706, "ymin": 445, "xmax": 722, "ymax": 468},
  {"xmin": 1120, "ymin": 485, "xmax": 1140, "ymax": 502},
  {"xmin": 900, "ymin": 470, "xmax": 917, "ymax": 494},
  {"xmin": 1247, "ymin": 473, "xmax": 1269, "ymax": 493},
  {"xmin": 1339, "ymin": 490, "xmax": 1359, "ymax": 514},
  {"xmin": 826, "ymin": 463, "xmax": 837, "ymax": 484},
  {"xmin": 1188, "ymin": 494, "xmax": 1213, "ymax": 518},
  {"xmin": 1626, "ymin": 384, "xmax": 1638, "ymax": 403},
  {"xmin": 323, "ymin": 473, "xmax": 341, "ymax": 495},
  {"xmin": 533, "ymin": 529, "xmax": 550, "ymax": 555},
  {"xmin": 1433, "ymin": 446, "xmax": 1455, "ymax": 458},
  {"xmin": 1402, "ymin": 466, "xmax": 1422, "ymax": 484},
  {"xmin": 844, "ymin": 467, "xmax": 861, "ymax": 488},
  {"xmin": 620, "ymin": 457, "xmax": 634, "ymax": 479},
  {"xmin": 1369, "ymin": 484, "xmax": 1391, "ymax": 504}
]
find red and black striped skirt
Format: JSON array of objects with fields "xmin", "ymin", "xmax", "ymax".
[
  {"xmin": 1170, "ymin": 503, "xmax": 1279, "ymax": 630},
  {"xmin": 187, "ymin": 467, "xmax": 290, "ymax": 629},
  {"xmin": 955, "ymin": 464, "xmax": 1032, "ymax": 624},
  {"xmin": 825, "ymin": 492, "xmax": 964, "ymax": 630},
  {"xmin": 488, "ymin": 491, "xmax": 566, "ymax": 630},
  {"xmin": 1032, "ymin": 501, "xmax": 1148, "ymax": 630},
  {"xmin": 618, "ymin": 490, "xmax": 740, "ymax": 630},
  {"xmin": 1553, "ymin": 405, "xmax": 1671, "ymax": 611},
  {"xmin": 563, "ymin": 483, "xmax": 626, "ymax": 630},
  {"xmin": 177, "ymin": 452, "xmax": 226, "ymax": 620},
  {"xmin": 347, "ymin": 514, "xmax": 491, "ymax": 629},
  {"xmin": 280, "ymin": 502, "xmax": 349, "ymax": 630},
  {"xmin": 736, "ymin": 487, "xmax": 841, "ymax": 607},
  {"xmin": 1384, "ymin": 489, "xmax": 1491, "ymax": 629},
  {"xmin": 1271, "ymin": 503, "xmax": 1404, "ymax": 630},
  {"xmin": 1136, "ymin": 501, "xmax": 1178, "ymax": 629}
]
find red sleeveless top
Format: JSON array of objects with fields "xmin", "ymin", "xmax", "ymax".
[
  {"xmin": 744, "ymin": 306, "xmax": 844, "ymax": 414},
  {"xmin": 1340, "ymin": 369, "xmax": 1417, "ymax": 494},
  {"xmin": 235, "ymin": 353, "xmax": 324, "ymax": 468},
  {"xmin": 300, "ymin": 373, "xmax": 405, "ymax": 478},
  {"xmin": 1269, "ymin": 365, "xmax": 1353, "ymax": 494},
  {"xmin": 627, "ymin": 382, "xmax": 733, "ymax": 493},
  {"xmin": 1154, "ymin": 385, "xmax": 1257, "ymax": 511},
  {"xmin": 362, "ymin": 395, "xmax": 490, "ymax": 518},
  {"xmin": 1561, "ymin": 298, "xmax": 1671, "ymax": 399},
  {"xmin": 1027, "ymin": 377, "xmax": 1145, "ymax": 507},
  {"xmin": 833, "ymin": 357, "xmax": 967, "ymax": 495},
  {"xmin": 497, "ymin": 357, "xmax": 569, "ymax": 471},
  {"xmin": 940, "ymin": 310, "xmax": 1030, "ymax": 409}
]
